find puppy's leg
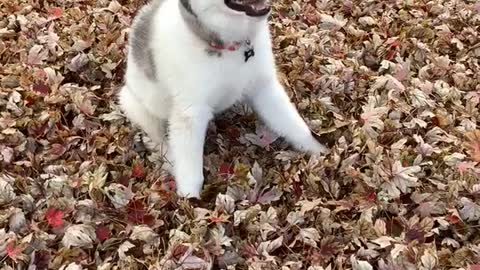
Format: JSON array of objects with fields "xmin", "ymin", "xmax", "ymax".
[
  {"xmin": 247, "ymin": 79, "xmax": 328, "ymax": 154},
  {"xmin": 168, "ymin": 104, "xmax": 212, "ymax": 198},
  {"xmin": 118, "ymin": 86, "xmax": 169, "ymax": 155}
]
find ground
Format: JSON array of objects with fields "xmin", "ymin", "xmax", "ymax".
[{"xmin": 1, "ymin": 0, "xmax": 480, "ymax": 269}]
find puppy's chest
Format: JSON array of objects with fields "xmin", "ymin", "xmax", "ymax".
[{"xmin": 201, "ymin": 54, "xmax": 260, "ymax": 111}]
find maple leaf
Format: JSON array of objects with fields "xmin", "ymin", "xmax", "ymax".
[
  {"xmin": 180, "ymin": 255, "xmax": 211, "ymax": 269},
  {"xmin": 67, "ymin": 53, "xmax": 89, "ymax": 72},
  {"xmin": 32, "ymin": 84, "xmax": 50, "ymax": 96},
  {"xmin": 257, "ymin": 236, "xmax": 284, "ymax": 255},
  {"xmin": 82, "ymin": 164, "xmax": 108, "ymax": 194},
  {"xmin": 391, "ymin": 161, "xmax": 421, "ymax": 193},
  {"xmin": 319, "ymin": 13, "xmax": 347, "ymax": 31},
  {"xmin": 27, "ymin": 45, "xmax": 48, "ymax": 66},
  {"xmin": 47, "ymin": 7, "xmax": 63, "ymax": 21},
  {"xmin": 96, "ymin": 225, "xmax": 110, "ymax": 242},
  {"xmin": 61, "ymin": 224, "xmax": 96, "ymax": 248},
  {"xmin": 104, "ymin": 183, "xmax": 134, "ymax": 208},
  {"xmin": 351, "ymin": 256, "xmax": 374, "ymax": 270},
  {"xmin": 316, "ymin": 236, "xmax": 341, "ymax": 261},
  {"xmin": 131, "ymin": 163, "xmax": 145, "ymax": 178},
  {"xmin": 360, "ymin": 97, "xmax": 389, "ymax": 139},
  {"xmin": 6, "ymin": 241, "xmax": 27, "ymax": 262},
  {"xmin": 243, "ymin": 125, "xmax": 279, "ymax": 149},
  {"xmin": 127, "ymin": 199, "xmax": 155, "ymax": 226},
  {"xmin": 286, "ymin": 211, "xmax": 305, "ymax": 226},
  {"xmin": 32, "ymin": 250, "xmax": 50, "ymax": 270},
  {"xmin": 420, "ymin": 248, "xmax": 437, "ymax": 270},
  {"xmin": 465, "ymin": 130, "xmax": 480, "ymax": 162},
  {"xmin": 296, "ymin": 228, "xmax": 321, "ymax": 248},
  {"xmin": 171, "ymin": 244, "xmax": 213, "ymax": 269},
  {"xmin": 130, "ymin": 225, "xmax": 159, "ymax": 243},
  {"xmin": 218, "ymin": 163, "xmax": 234, "ymax": 177},
  {"xmin": 45, "ymin": 208, "xmax": 64, "ymax": 228},
  {"xmin": 118, "ymin": 241, "xmax": 135, "ymax": 259},
  {"xmin": 107, "ymin": 0, "xmax": 122, "ymax": 13},
  {"xmin": 254, "ymin": 187, "xmax": 283, "ymax": 204},
  {"xmin": 0, "ymin": 177, "xmax": 16, "ymax": 204},
  {"xmin": 459, "ymin": 197, "xmax": 480, "ymax": 222},
  {"xmin": 215, "ymin": 193, "xmax": 235, "ymax": 214},
  {"xmin": 371, "ymin": 75, "xmax": 405, "ymax": 92}
]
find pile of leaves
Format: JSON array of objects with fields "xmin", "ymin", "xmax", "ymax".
[{"xmin": 1, "ymin": 0, "xmax": 480, "ymax": 269}]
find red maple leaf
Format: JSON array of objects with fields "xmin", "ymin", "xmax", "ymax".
[
  {"xmin": 45, "ymin": 208, "xmax": 64, "ymax": 228},
  {"xmin": 6, "ymin": 241, "xmax": 27, "ymax": 262},
  {"xmin": 6, "ymin": 241, "xmax": 16, "ymax": 258},
  {"xmin": 292, "ymin": 180, "xmax": 303, "ymax": 199},
  {"xmin": 366, "ymin": 191, "xmax": 377, "ymax": 202},
  {"xmin": 219, "ymin": 163, "xmax": 234, "ymax": 177},
  {"xmin": 96, "ymin": 225, "xmax": 110, "ymax": 241},
  {"xmin": 127, "ymin": 199, "xmax": 155, "ymax": 226},
  {"xmin": 24, "ymin": 96, "xmax": 36, "ymax": 106},
  {"xmin": 446, "ymin": 213, "xmax": 461, "ymax": 224},
  {"xmin": 48, "ymin": 7, "xmax": 63, "ymax": 20},
  {"xmin": 32, "ymin": 83, "xmax": 50, "ymax": 96},
  {"xmin": 131, "ymin": 163, "xmax": 145, "ymax": 178},
  {"xmin": 172, "ymin": 244, "xmax": 190, "ymax": 260}
]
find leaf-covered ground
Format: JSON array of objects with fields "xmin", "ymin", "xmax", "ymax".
[{"xmin": 1, "ymin": 0, "xmax": 480, "ymax": 269}]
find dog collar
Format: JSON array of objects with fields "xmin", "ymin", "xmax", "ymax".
[
  {"xmin": 208, "ymin": 39, "xmax": 255, "ymax": 62},
  {"xmin": 209, "ymin": 41, "xmax": 242, "ymax": 51}
]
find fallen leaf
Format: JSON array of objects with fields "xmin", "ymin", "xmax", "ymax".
[
  {"xmin": 48, "ymin": 7, "xmax": 63, "ymax": 20},
  {"xmin": 297, "ymin": 228, "xmax": 320, "ymax": 248},
  {"xmin": 465, "ymin": 130, "xmax": 480, "ymax": 162},
  {"xmin": 459, "ymin": 197, "xmax": 480, "ymax": 222},
  {"xmin": 127, "ymin": 199, "xmax": 155, "ymax": 226},
  {"xmin": 130, "ymin": 225, "xmax": 158, "ymax": 243},
  {"xmin": 27, "ymin": 45, "xmax": 48, "ymax": 65},
  {"xmin": 45, "ymin": 208, "xmax": 64, "ymax": 228},
  {"xmin": 32, "ymin": 84, "xmax": 50, "ymax": 96},
  {"xmin": 131, "ymin": 163, "xmax": 145, "ymax": 178},
  {"xmin": 96, "ymin": 225, "xmax": 110, "ymax": 241},
  {"xmin": 62, "ymin": 224, "xmax": 96, "ymax": 248}
]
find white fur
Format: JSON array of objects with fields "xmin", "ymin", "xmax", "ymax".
[{"xmin": 118, "ymin": 0, "xmax": 328, "ymax": 198}]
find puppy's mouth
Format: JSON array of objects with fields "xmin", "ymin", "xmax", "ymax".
[{"xmin": 224, "ymin": 0, "xmax": 271, "ymax": 17}]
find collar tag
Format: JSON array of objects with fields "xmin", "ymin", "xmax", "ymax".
[
  {"xmin": 243, "ymin": 39, "xmax": 254, "ymax": 62},
  {"xmin": 244, "ymin": 48, "xmax": 255, "ymax": 62}
]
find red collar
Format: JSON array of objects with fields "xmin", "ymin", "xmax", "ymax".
[{"xmin": 209, "ymin": 41, "xmax": 242, "ymax": 51}]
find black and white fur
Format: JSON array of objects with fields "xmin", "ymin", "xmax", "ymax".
[{"xmin": 118, "ymin": 0, "xmax": 328, "ymax": 198}]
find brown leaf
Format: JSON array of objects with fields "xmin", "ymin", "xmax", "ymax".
[{"xmin": 465, "ymin": 130, "xmax": 480, "ymax": 162}]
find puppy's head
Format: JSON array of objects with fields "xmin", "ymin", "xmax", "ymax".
[{"xmin": 188, "ymin": 0, "xmax": 272, "ymax": 41}]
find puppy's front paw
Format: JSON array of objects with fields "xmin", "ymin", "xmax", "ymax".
[
  {"xmin": 301, "ymin": 130, "xmax": 330, "ymax": 155},
  {"xmin": 175, "ymin": 180, "xmax": 202, "ymax": 199},
  {"xmin": 303, "ymin": 138, "xmax": 329, "ymax": 155},
  {"xmin": 310, "ymin": 140, "xmax": 329, "ymax": 154}
]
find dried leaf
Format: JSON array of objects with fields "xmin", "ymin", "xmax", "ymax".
[
  {"xmin": 27, "ymin": 45, "xmax": 48, "ymax": 65},
  {"xmin": 297, "ymin": 228, "xmax": 320, "ymax": 248},
  {"xmin": 130, "ymin": 225, "xmax": 158, "ymax": 243},
  {"xmin": 45, "ymin": 208, "xmax": 64, "ymax": 228},
  {"xmin": 61, "ymin": 224, "xmax": 96, "ymax": 248}
]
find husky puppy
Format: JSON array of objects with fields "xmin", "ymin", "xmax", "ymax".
[{"xmin": 118, "ymin": 0, "xmax": 329, "ymax": 198}]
